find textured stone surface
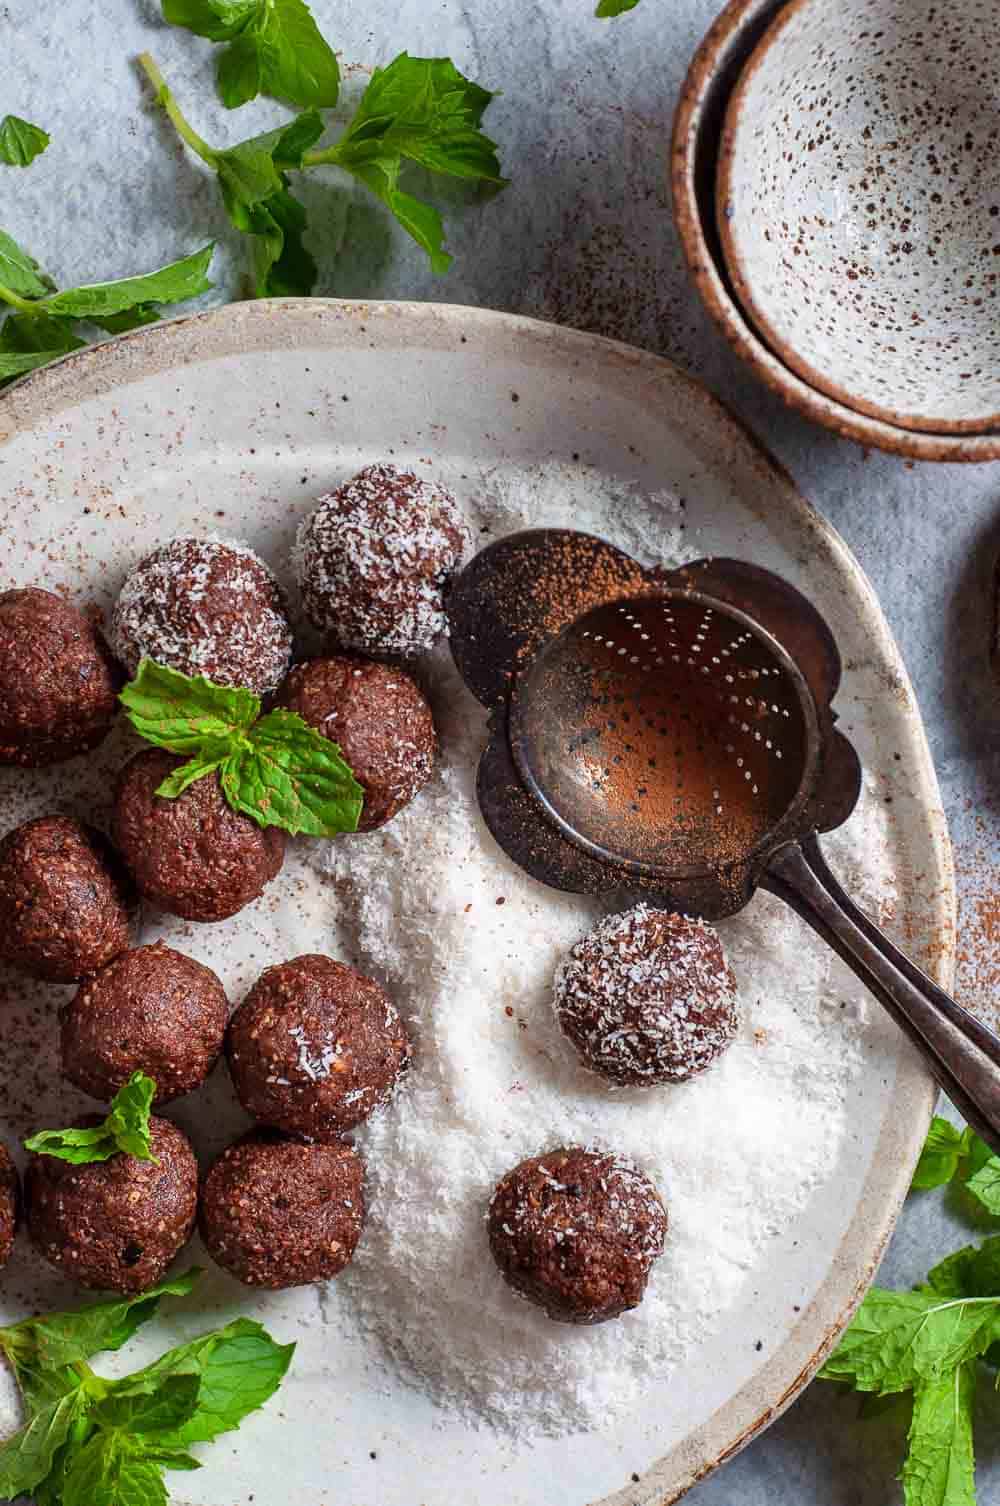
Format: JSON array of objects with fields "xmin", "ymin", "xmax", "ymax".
[{"xmin": 4, "ymin": 0, "xmax": 1000, "ymax": 1498}]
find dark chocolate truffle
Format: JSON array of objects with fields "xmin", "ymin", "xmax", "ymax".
[
  {"xmin": 276, "ymin": 656, "xmax": 436, "ymax": 830},
  {"xmin": 554, "ymin": 906, "xmax": 739, "ymax": 1086},
  {"xmin": 294, "ymin": 464, "xmax": 470, "ymax": 657},
  {"xmin": 199, "ymin": 1132, "xmax": 365, "ymax": 1289},
  {"xmin": 110, "ymin": 535, "xmax": 293, "ymax": 694},
  {"xmin": 61, "ymin": 942, "xmax": 229, "ymax": 1105},
  {"xmin": 227, "ymin": 954, "xmax": 410, "ymax": 1138},
  {"xmin": 26, "ymin": 1117, "xmax": 198, "ymax": 1293},
  {"xmin": 0, "ymin": 816, "xmax": 131, "ymax": 982},
  {"xmin": 487, "ymin": 1146, "xmax": 668, "ymax": 1324},
  {"xmin": 114, "ymin": 748, "xmax": 285, "ymax": 923},
  {"xmin": 0, "ymin": 587, "xmax": 119, "ymax": 766},
  {"xmin": 0, "ymin": 1142, "xmax": 19, "ymax": 1271}
]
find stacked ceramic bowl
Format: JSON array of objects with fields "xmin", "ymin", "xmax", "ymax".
[{"xmin": 672, "ymin": 0, "xmax": 1000, "ymax": 462}]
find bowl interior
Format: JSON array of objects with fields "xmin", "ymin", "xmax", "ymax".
[{"xmin": 718, "ymin": 0, "xmax": 1000, "ymax": 434}]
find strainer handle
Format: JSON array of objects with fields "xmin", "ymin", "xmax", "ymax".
[{"xmin": 762, "ymin": 833, "xmax": 1000, "ymax": 1157}]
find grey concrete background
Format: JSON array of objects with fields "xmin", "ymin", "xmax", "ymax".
[{"xmin": 3, "ymin": 0, "xmax": 1000, "ymax": 1499}]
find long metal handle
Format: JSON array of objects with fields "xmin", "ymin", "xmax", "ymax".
[{"xmin": 761, "ymin": 833, "xmax": 1000, "ymax": 1156}]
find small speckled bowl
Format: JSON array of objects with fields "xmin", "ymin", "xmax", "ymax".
[
  {"xmin": 718, "ymin": 0, "xmax": 1000, "ymax": 435},
  {"xmin": 672, "ymin": 0, "xmax": 1000, "ymax": 462}
]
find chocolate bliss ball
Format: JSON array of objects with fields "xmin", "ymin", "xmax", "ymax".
[
  {"xmin": 26, "ymin": 1118, "xmax": 198, "ymax": 1294},
  {"xmin": 294, "ymin": 464, "xmax": 470, "ymax": 657},
  {"xmin": 110, "ymin": 535, "xmax": 293, "ymax": 694},
  {"xmin": 199, "ymin": 1132, "xmax": 365, "ymax": 1289},
  {"xmin": 487, "ymin": 1147, "xmax": 668, "ymax": 1325},
  {"xmin": 276, "ymin": 656, "xmax": 436, "ymax": 830},
  {"xmin": 553, "ymin": 905, "xmax": 739, "ymax": 1087},
  {"xmin": 0, "ymin": 1142, "xmax": 19, "ymax": 1271},
  {"xmin": 114, "ymin": 749, "xmax": 285, "ymax": 922},
  {"xmin": 0, "ymin": 816, "xmax": 131, "ymax": 982},
  {"xmin": 0, "ymin": 587, "xmax": 119, "ymax": 766},
  {"xmin": 227, "ymin": 954, "xmax": 410, "ymax": 1138},
  {"xmin": 61, "ymin": 942, "xmax": 229, "ymax": 1105}
]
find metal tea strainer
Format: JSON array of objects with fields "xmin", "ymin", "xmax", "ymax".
[{"xmin": 447, "ymin": 529, "xmax": 1000, "ymax": 1154}]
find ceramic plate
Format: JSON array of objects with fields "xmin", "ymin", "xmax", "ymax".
[{"xmin": 0, "ymin": 300, "xmax": 954, "ymax": 1505}]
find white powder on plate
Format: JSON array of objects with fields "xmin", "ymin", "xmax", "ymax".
[{"xmin": 319, "ymin": 467, "xmax": 895, "ymax": 1436}]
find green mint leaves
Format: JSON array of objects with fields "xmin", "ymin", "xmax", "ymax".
[
  {"xmin": 0, "ymin": 238, "xmax": 214, "ymax": 389},
  {"xmin": 821, "ymin": 1115, "xmax": 1000, "ymax": 1506},
  {"xmin": 0, "ymin": 1271, "xmax": 294, "ymax": 1506},
  {"xmin": 120, "ymin": 659, "xmax": 364, "ymax": 839},
  {"xmin": 140, "ymin": 48, "xmax": 506, "ymax": 292},
  {"xmin": 595, "ymin": 0, "xmax": 642, "ymax": 14},
  {"xmin": 0, "ymin": 115, "xmax": 50, "ymax": 167},
  {"xmin": 162, "ymin": 0, "xmax": 340, "ymax": 110},
  {"xmin": 911, "ymin": 1115, "xmax": 1000, "ymax": 1215},
  {"xmin": 25, "ymin": 1073, "xmax": 158, "ymax": 1165}
]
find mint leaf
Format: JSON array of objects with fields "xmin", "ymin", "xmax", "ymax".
[
  {"xmin": 96, "ymin": 1375, "xmax": 202, "ymax": 1435},
  {"xmin": 25, "ymin": 1071, "xmax": 158, "ymax": 1164},
  {"xmin": 322, "ymin": 52, "xmax": 506, "ymax": 272},
  {"xmin": 966, "ymin": 1156, "xmax": 1000, "ymax": 1217},
  {"xmin": 0, "ymin": 115, "xmax": 50, "ymax": 167},
  {"xmin": 91, "ymin": 307, "xmax": 163, "ymax": 335},
  {"xmin": 923, "ymin": 1248, "xmax": 978, "ymax": 1301},
  {"xmin": 223, "ymin": 706, "xmax": 363, "ymax": 838},
  {"xmin": 62, "ymin": 1432, "xmax": 168, "ymax": 1506},
  {"xmin": 114, "ymin": 1317, "xmax": 295, "ymax": 1446},
  {"xmin": 163, "ymin": 0, "xmax": 340, "ymax": 109},
  {"xmin": 41, "ymin": 245, "xmax": 213, "ymax": 319},
  {"xmin": 120, "ymin": 658, "xmax": 260, "ymax": 753},
  {"xmin": 0, "ymin": 227, "xmax": 52, "ymax": 299},
  {"xmin": 0, "ymin": 1273, "xmax": 201, "ymax": 1414},
  {"xmin": 913, "ymin": 1118, "xmax": 973, "ymax": 1191},
  {"xmin": 155, "ymin": 739, "xmax": 233, "ymax": 798},
  {"xmin": 214, "ymin": 113, "xmax": 323, "ymax": 295},
  {"xmin": 251, "ymin": 186, "xmax": 317, "ymax": 296},
  {"xmin": 819, "ymin": 1288, "xmax": 1000, "ymax": 1394},
  {"xmin": 595, "ymin": 0, "xmax": 641, "ymax": 13},
  {"xmin": 900, "ymin": 1362, "xmax": 976, "ymax": 1506},
  {"xmin": 0, "ymin": 1391, "xmax": 87, "ymax": 1499},
  {"xmin": 161, "ymin": 0, "xmax": 248, "ymax": 40},
  {"xmin": 0, "ymin": 348, "xmax": 68, "ymax": 380},
  {"xmin": 0, "ymin": 310, "xmax": 84, "ymax": 356}
]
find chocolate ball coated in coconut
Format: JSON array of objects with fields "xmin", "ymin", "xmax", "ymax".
[
  {"xmin": 554, "ymin": 905, "xmax": 739, "ymax": 1087},
  {"xmin": 0, "ymin": 816, "xmax": 131, "ymax": 982},
  {"xmin": 199, "ymin": 1131, "xmax": 365, "ymax": 1289},
  {"xmin": 276, "ymin": 656, "xmax": 436, "ymax": 830},
  {"xmin": 487, "ymin": 1146, "xmax": 668, "ymax": 1324},
  {"xmin": 114, "ymin": 749, "xmax": 285, "ymax": 923},
  {"xmin": 61, "ymin": 943, "xmax": 229, "ymax": 1105},
  {"xmin": 26, "ymin": 1117, "xmax": 198, "ymax": 1293},
  {"xmin": 227, "ymin": 954, "xmax": 410, "ymax": 1138},
  {"xmin": 294, "ymin": 465, "xmax": 470, "ymax": 657},
  {"xmin": 0, "ymin": 1142, "xmax": 19, "ymax": 1272},
  {"xmin": 0, "ymin": 587, "xmax": 119, "ymax": 766},
  {"xmin": 110, "ymin": 536, "xmax": 293, "ymax": 694}
]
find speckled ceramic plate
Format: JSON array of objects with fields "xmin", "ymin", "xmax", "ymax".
[{"xmin": 0, "ymin": 300, "xmax": 954, "ymax": 1505}]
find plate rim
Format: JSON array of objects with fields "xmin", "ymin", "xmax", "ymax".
[{"xmin": 0, "ymin": 298, "xmax": 957, "ymax": 1505}]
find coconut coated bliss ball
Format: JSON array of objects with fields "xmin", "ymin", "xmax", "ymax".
[
  {"xmin": 488, "ymin": 1147, "xmax": 668, "ymax": 1324},
  {"xmin": 294, "ymin": 464, "xmax": 471, "ymax": 657},
  {"xmin": 554, "ymin": 905, "xmax": 740, "ymax": 1087},
  {"xmin": 110, "ymin": 535, "xmax": 293, "ymax": 694}
]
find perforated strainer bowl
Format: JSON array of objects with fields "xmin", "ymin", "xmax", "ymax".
[{"xmin": 448, "ymin": 530, "xmax": 1000, "ymax": 1153}]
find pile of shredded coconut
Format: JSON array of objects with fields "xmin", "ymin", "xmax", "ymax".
[{"xmin": 317, "ymin": 465, "xmax": 895, "ymax": 1437}]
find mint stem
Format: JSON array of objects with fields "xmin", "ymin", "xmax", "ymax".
[
  {"xmin": 0, "ymin": 282, "xmax": 41, "ymax": 313},
  {"xmin": 138, "ymin": 53, "xmax": 218, "ymax": 169}
]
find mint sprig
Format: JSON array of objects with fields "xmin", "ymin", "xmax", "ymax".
[
  {"xmin": 139, "ymin": 48, "xmax": 506, "ymax": 291},
  {"xmin": 0, "ymin": 115, "xmax": 50, "ymax": 167},
  {"xmin": 820, "ymin": 1115, "xmax": 1000, "ymax": 1506},
  {"xmin": 120, "ymin": 659, "xmax": 364, "ymax": 839},
  {"xmin": 25, "ymin": 1072, "xmax": 158, "ymax": 1165},
  {"xmin": 0, "ymin": 1270, "xmax": 294, "ymax": 1506},
  {"xmin": 162, "ymin": 0, "xmax": 341, "ymax": 110},
  {"xmin": 911, "ymin": 1114, "xmax": 1000, "ymax": 1215},
  {"xmin": 595, "ymin": 0, "xmax": 642, "ymax": 13},
  {"xmin": 0, "ymin": 238, "xmax": 214, "ymax": 388}
]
